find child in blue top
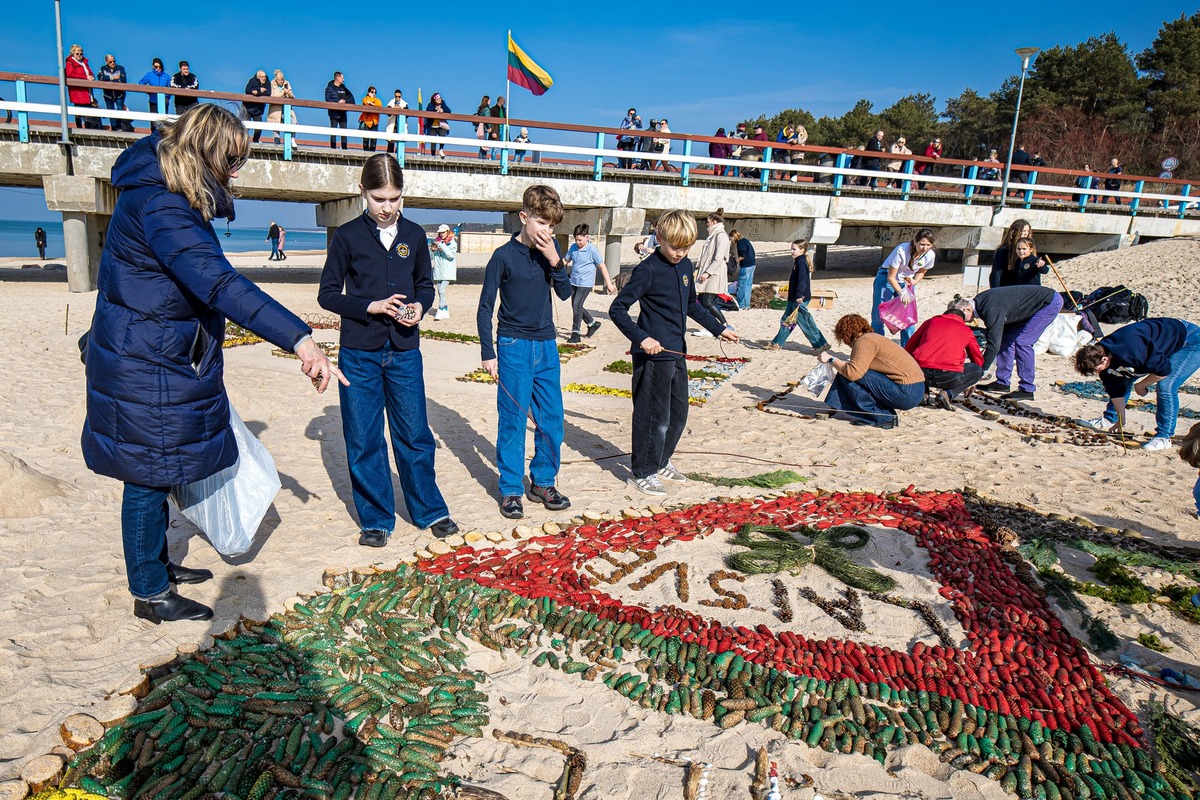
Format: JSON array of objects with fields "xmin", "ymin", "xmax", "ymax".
[
  {"xmin": 564, "ymin": 223, "xmax": 616, "ymax": 343},
  {"xmin": 765, "ymin": 239, "xmax": 830, "ymax": 352},
  {"xmin": 476, "ymin": 186, "xmax": 573, "ymax": 519}
]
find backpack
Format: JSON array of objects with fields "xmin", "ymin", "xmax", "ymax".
[{"xmin": 1084, "ymin": 285, "xmax": 1149, "ymax": 324}]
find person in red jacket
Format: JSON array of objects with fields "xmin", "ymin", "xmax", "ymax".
[
  {"xmin": 904, "ymin": 296, "xmax": 983, "ymax": 409},
  {"xmin": 64, "ymin": 43, "xmax": 98, "ymax": 129},
  {"xmin": 916, "ymin": 137, "xmax": 941, "ymax": 190}
]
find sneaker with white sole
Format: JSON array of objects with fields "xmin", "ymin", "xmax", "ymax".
[
  {"xmin": 627, "ymin": 474, "xmax": 669, "ymax": 495},
  {"xmin": 657, "ymin": 462, "xmax": 687, "ymax": 482},
  {"xmin": 434, "ymin": 308, "xmax": 448, "ymax": 320},
  {"xmin": 1142, "ymin": 436, "xmax": 1172, "ymax": 451},
  {"xmin": 1076, "ymin": 416, "xmax": 1108, "ymax": 430}
]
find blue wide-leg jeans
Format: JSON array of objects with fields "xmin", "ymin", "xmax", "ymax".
[
  {"xmin": 495, "ymin": 336, "xmax": 564, "ymax": 497},
  {"xmin": 338, "ymin": 343, "xmax": 449, "ymax": 533}
]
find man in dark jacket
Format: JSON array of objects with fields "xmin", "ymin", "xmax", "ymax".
[
  {"xmin": 1009, "ymin": 145, "xmax": 1032, "ymax": 196},
  {"xmin": 1104, "ymin": 158, "xmax": 1124, "ymax": 205},
  {"xmin": 170, "ymin": 61, "xmax": 199, "ymax": 112},
  {"xmin": 243, "ymin": 70, "xmax": 270, "ymax": 143},
  {"xmin": 863, "ymin": 129, "xmax": 885, "ymax": 187},
  {"xmin": 1074, "ymin": 318, "xmax": 1200, "ymax": 450},
  {"xmin": 98, "ymin": 53, "xmax": 133, "ymax": 131},
  {"xmin": 325, "ymin": 72, "xmax": 353, "ymax": 149},
  {"xmin": 973, "ymin": 284, "xmax": 1062, "ymax": 400}
]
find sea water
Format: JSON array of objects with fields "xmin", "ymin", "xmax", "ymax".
[{"xmin": 0, "ymin": 219, "xmax": 328, "ymax": 260}]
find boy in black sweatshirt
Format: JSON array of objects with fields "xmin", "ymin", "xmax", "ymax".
[
  {"xmin": 610, "ymin": 209, "xmax": 739, "ymax": 496},
  {"xmin": 476, "ymin": 186, "xmax": 573, "ymax": 519}
]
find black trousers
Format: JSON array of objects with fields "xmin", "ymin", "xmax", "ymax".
[
  {"xmin": 329, "ymin": 117, "xmax": 348, "ymax": 149},
  {"xmin": 631, "ymin": 357, "xmax": 689, "ymax": 479},
  {"xmin": 922, "ymin": 363, "xmax": 983, "ymax": 399},
  {"xmin": 698, "ymin": 293, "xmax": 728, "ymax": 326}
]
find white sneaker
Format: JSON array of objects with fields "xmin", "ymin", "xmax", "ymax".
[
  {"xmin": 692, "ymin": 329, "xmax": 714, "ymax": 337},
  {"xmin": 657, "ymin": 462, "xmax": 687, "ymax": 482},
  {"xmin": 1142, "ymin": 436, "xmax": 1172, "ymax": 452},
  {"xmin": 1077, "ymin": 417, "xmax": 1108, "ymax": 430},
  {"xmin": 434, "ymin": 308, "xmax": 448, "ymax": 320},
  {"xmin": 627, "ymin": 474, "xmax": 669, "ymax": 495}
]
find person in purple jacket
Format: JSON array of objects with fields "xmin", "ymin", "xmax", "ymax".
[{"xmin": 1074, "ymin": 318, "xmax": 1200, "ymax": 451}]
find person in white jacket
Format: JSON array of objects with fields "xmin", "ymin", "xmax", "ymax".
[
  {"xmin": 429, "ymin": 224, "xmax": 457, "ymax": 319},
  {"xmin": 385, "ymin": 89, "xmax": 409, "ymax": 155},
  {"xmin": 692, "ymin": 209, "xmax": 732, "ymax": 331}
]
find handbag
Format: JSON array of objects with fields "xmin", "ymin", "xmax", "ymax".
[{"xmin": 169, "ymin": 406, "xmax": 281, "ymax": 557}]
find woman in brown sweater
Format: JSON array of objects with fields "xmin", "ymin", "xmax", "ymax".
[{"xmin": 818, "ymin": 313, "xmax": 925, "ymax": 429}]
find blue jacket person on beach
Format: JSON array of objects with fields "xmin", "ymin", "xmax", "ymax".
[
  {"xmin": 610, "ymin": 209, "xmax": 738, "ymax": 496},
  {"xmin": 1074, "ymin": 318, "xmax": 1200, "ymax": 451},
  {"xmin": 82, "ymin": 106, "xmax": 343, "ymax": 624}
]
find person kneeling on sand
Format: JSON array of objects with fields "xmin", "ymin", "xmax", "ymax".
[
  {"xmin": 610, "ymin": 209, "xmax": 738, "ymax": 496},
  {"xmin": 1074, "ymin": 317, "xmax": 1200, "ymax": 451},
  {"xmin": 904, "ymin": 296, "xmax": 984, "ymax": 410},
  {"xmin": 818, "ymin": 313, "xmax": 925, "ymax": 429}
]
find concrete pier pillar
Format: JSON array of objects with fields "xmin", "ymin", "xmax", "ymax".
[
  {"xmin": 62, "ymin": 212, "xmax": 95, "ymax": 292},
  {"xmin": 604, "ymin": 237, "xmax": 624, "ymax": 279},
  {"xmin": 316, "ymin": 196, "xmax": 368, "ymax": 246},
  {"xmin": 812, "ymin": 244, "xmax": 828, "ymax": 271}
]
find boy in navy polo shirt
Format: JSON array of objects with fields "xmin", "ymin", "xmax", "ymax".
[
  {"xmin": 610, "ymin": 210, "xmax": 739, "ymax": 496},
  {"xmin": 476, "ymin": 185, "xmax": 573, "ymax": 518}
]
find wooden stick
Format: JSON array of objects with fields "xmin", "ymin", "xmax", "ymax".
[
  {"xmin": 1044, "ymin": 255, "xmax": 1082, "ymax": 313},
  {"xmin": 491, "ymin": 729, "xmax": 573, "ymax": 757},
  {"xmin": 64, "ymin": 303, "xmax": 69, "ymax": 335}
]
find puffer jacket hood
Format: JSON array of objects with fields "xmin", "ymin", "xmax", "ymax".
[{"xmin": 112, "ymin": 133, "xmax": 236, "ymax": 221}]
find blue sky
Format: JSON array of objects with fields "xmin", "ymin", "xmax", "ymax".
[{"xmin": 1, "ymin": 1, "xmax": 1192, "ymax": 229}]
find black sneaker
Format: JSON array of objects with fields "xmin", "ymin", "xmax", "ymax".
[
  {"xmin": 500, "ymin": 496, "xmax": 524, "ymax": 519},
  {"xmin": 1002, "ymin": 390, "xmax": 1035, "ymax": 401},
  {"xmin": 935, "ymin": 391, "xmax": 954, "ymax": 412},
  {"xmin": 586, "ymin": 321, "xmax": 602, "ymax": 338},
  {"xmin": 567, "ymin": 333, "xmax": 582, "ymax": 344},
  {"xmin": 527, "ymin": 483, "xmax": 571, "ymax": 511},
  {"xmin": 358, "ymin": 529, "xmax": 389, "ymax": 548},
  {"xmin": 429, "ymin": 518, "xmax": 460, "ymax": 538},
  {"xmin": 977, "ymin": 381, "xmax": 1011, "ymax": 393}
]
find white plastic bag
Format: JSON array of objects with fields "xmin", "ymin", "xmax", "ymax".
[
  {"xmin": 169, "ymin": 406, "xmax": 281, "ymax": 557},
  {"xmin": 1033, "ymin": 314, "xmax": 1084, "ymax": 356},
  {"xmin": 801, "ymin": 362, "xmax": 835, "ymax": 397}
]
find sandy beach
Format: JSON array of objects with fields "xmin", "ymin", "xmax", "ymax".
[{"xmin": 2, "ymin": 238, "xmax": 1199, "ymax": 799}]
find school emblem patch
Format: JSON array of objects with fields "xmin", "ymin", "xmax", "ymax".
[
  {"xmin": 683, "ymin": 275, "xmax": 690, "ymax": 287},
  {"xmin": 396, "ymin": 243, "xmax": 410, "ymax": 257}
]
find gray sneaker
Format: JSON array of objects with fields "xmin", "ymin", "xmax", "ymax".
[
  {"xmin": 627, "ymin": 474, "xmax": 669, "ymax": 495},
  {"xmin": 657, "ymin": 462, "xmax": 687, "ymax": 482}
]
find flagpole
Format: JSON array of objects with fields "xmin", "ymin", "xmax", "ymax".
[{"xmin": 504, "ymin": 30, "xmax": 512, "ymax": 145}]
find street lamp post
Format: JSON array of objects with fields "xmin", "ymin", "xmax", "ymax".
[
  {"xmin": 54, "ymin": 0, "xmax": 71, "ymax": 146},
  {"xmin": 997, "ymin": 46, "xmax": 1039, "ymax": 212}
]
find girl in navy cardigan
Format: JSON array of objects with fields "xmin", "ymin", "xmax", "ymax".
[{"xmin": 318, "ymin": 153, "xmax": 458, "ymax": 547}]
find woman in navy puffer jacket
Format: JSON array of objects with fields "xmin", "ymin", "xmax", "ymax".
[{"xmin": 83, "ymin": 104, "xmax": 345, "ymax": 624}]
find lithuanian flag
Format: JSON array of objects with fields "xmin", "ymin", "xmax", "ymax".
[{"xmin": 507, "ymin": 33, "xmax": 553, "ymax": 96}]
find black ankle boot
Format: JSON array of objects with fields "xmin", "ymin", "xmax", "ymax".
[
  {"xmin": 133, "ymin": 591, "xmax": 213, "ymax": 624},
  {"xmin": 167, "ymin": 563, "xmax": 214, "ymax": 584}
]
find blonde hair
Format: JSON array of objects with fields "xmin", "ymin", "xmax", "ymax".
[
  {"xmin": 654, "ymin": 210, "xmax": 697, "ymax": 248},
  {"xmin": 273, "ymin": 69, "xmax": 285, "ymax": 80},
  {"xmin": 156, "ymin": 104, "xmax": 249, "ymax": 222}
]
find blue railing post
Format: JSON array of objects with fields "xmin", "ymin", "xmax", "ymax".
[
  {"xmin": 681, "ymin": 139, "xmax": 691, "ymax": 187},
  {"xmin": 833, "ymin": 153, "xmax": 849, "ymax": 196},
  {"xmin": 156, "ymin": 93, "xmax": 166, "ymax": 115},
  {"xmin": 282, "ymin": 105, "xmax": 293, "ymax": 160},
  {"xmin": 760, "ymin": 147, "xmax": 772, "ymax": 191},
  {"xmin": 900, "ymin": 160, "xmax": 914, "ymax": 200},
  {"xmin": 1023, "ymin": 172, "xmax": 1036, "ymax": 208},
  {"xmin": 395, "ymin": 127, "xmax": 405, "ymax": 168},
  {"xmin": 1077, "ymin": 181, "xmax": 1090, "ymax": 213},
  {"xmin": 1130, "ymin": 180, "xmax": 1144, "ymax": 216},
  {"xmin": 500, "ymin": 136, "xmax": 510, "ymax": 176},
  {"xmin": 1179, "ymin": 185, "xmax": 1192, "ymax": 219},
  {"xmin": 964, "ymin": 165, "xmax": 978, "ymax": 204},
  {"xmin": 593, "ymin": 132, "xmax": 604, "ymax": 181},
  {"xmin": 15, "ymin": 79, "xmax": 29, "ymax": 143}
]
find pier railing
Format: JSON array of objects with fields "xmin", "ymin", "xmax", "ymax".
[{"xmin": 1, "ymin": 71, "xmax": 1193, "ymax": 218}]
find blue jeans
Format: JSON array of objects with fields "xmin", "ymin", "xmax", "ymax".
[
  {"xmin": 496, "ymin": 337, "xmax": 563, "ymax": 497},
  {"xmin": 1193, "ymin": 474, "xmax": 1200, "ymax": 515},
  {"xmin": 825, "ymin": 370, "xmax": 925, "ymax": 426},
  {"xmin": 435, "ymin": 280, "xmax": 450, "ymax": 310},
  {"xmin": 338, "ymin": 344, "xmax": 449, "ymax": 532},
  {"xmin": 771, "ymin": 300, "xmax": 828, "ymax": 349},
  {"xmin": 736, "ymin": 265, "xmax": 756, "ymax": 310},
  {"xmin": 870, "ymin": 269, "xmax": 916, "ymax": 345},
  {"xmin": 122, "ymin": 482, "xmax": 171, "ymax": 599},
  {"xmin": 1103, "ymin": 322, "xmax": 1200, "ymax": 438},
  {"xmin": 103, "ymin": 96, "xmax": 127, "ymax": 129},
  {"xmin": 269, "ymin": 239, "xmax": 279, "ymax": 260}
]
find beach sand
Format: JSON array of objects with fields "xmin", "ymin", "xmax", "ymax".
[{"xmin": 2, "ymin": 239, "xmax": 1199, "ymax": 797}]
